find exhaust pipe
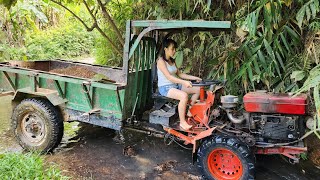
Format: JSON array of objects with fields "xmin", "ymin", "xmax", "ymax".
[{"xmin": 226, "ymin": 109, "xmax": 245, "ymax": 124}]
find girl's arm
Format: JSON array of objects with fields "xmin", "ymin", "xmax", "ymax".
[
  {"xmin": 157, "ymin": 59, "xmax": 192, "ymax": 87},
  {"xmin": 177, "ymin": 69, "xmax": 202, "ymax": 81}
]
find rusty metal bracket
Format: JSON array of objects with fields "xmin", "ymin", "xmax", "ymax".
[
  {"xmin": 3, "ymin": 71, "xmax": 16, "ymax": 91},
  {"xmin": 53, "ymin": 80, "xmax": 65, "ymax": 98},
  {"xmin": 30, "ymin": 75, "xmax": 38, "ymax": 92},
  {"xmin": 116, "ymin": 89, "xmax": 123, "ymax": 111},
  {"xmin": 81, "ymin": 82, "xmax": 93, "ymax": 109}
]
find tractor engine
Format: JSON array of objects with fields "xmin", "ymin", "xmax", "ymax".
[
  {"xmin": 220, "ymin": 91, "xmax": 308, "ymax": 143},
  {"xmin": 248, "ymin": 113, "xmax": 300, "ymax": 142}
]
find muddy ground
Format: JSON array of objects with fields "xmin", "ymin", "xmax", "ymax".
[{"xmin": 1, "ymin": 96, "xmax": 320, "ymax": 179}]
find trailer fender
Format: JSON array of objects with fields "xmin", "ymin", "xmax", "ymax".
[{"xmin": 12, "ymin": 88, "xmax": 68, "ymax": 106}]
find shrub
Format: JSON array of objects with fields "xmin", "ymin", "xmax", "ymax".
[
  {"xmin": 0, "ymin": 152, "xmax": 69, "ymax": 179},
  {"xmin": 25, "ymin": 25, "xmax": 95, "ymax": 60}
]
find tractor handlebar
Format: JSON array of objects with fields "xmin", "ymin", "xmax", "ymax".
[{"xmin": 191, "ymin": 79, "xmax": 226, "ymax": 87}]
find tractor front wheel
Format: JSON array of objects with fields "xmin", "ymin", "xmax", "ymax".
[{"xmin": 197, "ymin": 135, "xmax": 255, "ymax": 180}]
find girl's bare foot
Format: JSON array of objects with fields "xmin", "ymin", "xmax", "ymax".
[
  {"xmin": 180, "ymin": 122, "xmax": 192, "ymax": 130},
  {"xmin": 187, "ymin": 110, "xmax": 192, "ymax": 117}
]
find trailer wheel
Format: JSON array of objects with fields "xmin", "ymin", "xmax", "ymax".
[
  {"xmin": 197, "ymin": 135, "xmax": 255, "ymax": 180},
  {"xmin": 11, "ymin": 98, "xmax": 63, "ymax": 153}
]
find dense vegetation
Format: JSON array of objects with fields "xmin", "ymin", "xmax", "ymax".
[
  {"xmin": 0, "ymin": 1, "xmax": 95, "ymax": 61},
  {"xmin": 1, "ymin": 0, "xmax": 319, "ymax": 115}
]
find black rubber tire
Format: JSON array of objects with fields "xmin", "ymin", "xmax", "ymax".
[
  {"xmin": 11, "ymin": 98, "xmax": 64, "ymax": 153},
  {"xmin": 197, "ymin": 135, "xmax": 255, "ymax": 180}
]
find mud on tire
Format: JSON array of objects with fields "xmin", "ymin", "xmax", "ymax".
[
  {"xmin": 197, "ymin": 135, "xmax": 255, "ymax": 180},
  {"xmin": 11, "ymin": 98, "xmax": 64, "ymax": 153}
]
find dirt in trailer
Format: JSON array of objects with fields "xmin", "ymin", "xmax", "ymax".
[
  {"xmin": 49, "ymin": 66, "xmax": 97, "ymax": 79},
  {"xmin": 1, "ymin": 96, "xmax": 320, "ymax": 180}
]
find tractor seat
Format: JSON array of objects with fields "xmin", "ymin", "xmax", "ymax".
[
  {"xmin": 151, "ymin": 62, "xmax": 178, "ymax": 109},
  {"xmin": 152, "ymin": 92, "xmax": 169, "ymax": 99},
  {"xmin": 152, "ymin": 91, "xmax": 172, "ymax": 100}
]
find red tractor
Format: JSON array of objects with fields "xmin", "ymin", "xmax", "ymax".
[{"xmin": 149, "ymin": 79, "xmax": 310, "ymax": 180}]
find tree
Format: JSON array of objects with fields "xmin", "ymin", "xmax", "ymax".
[
  {"xmin": 1, "ymin": 0, "xmax": 125, "ymax": 55},
  {"xmin": 50, "ymin": 0, "xmax": 124, "ymax": 55}
]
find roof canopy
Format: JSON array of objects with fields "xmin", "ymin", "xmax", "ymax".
[
  {"xmin": 131, "ymin": 20, "xmax": 231, "ymax": 29},
  {"xmin": 121, "ymin": 20, "xmax": 232, "ymax": 81}
]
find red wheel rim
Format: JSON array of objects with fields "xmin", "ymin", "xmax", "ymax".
[{"xmin": 207, "ymin": 148, "xmax": 243, "ymax": 180}]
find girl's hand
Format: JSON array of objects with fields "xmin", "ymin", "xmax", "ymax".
[
  {"xmin": 195, "ymin": 77, "xmax": 202, "ymax": 82},
  {"xmin": 183, "ymin": 80, "xmax": 193, "ymax": 88}
]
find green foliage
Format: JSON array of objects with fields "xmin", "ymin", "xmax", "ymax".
[
  {"xmin": 309, "ymin": 19, "xmax": 320, "ymax": 31},
  {"xmin": 1, "ymin": 0, "xmax": 320, "ymax": 100},
  {"xmin": 296, "ymin": 0, "xmax": 319, "ymax": 28},
  {"xmin": 295, "ymin": 64, "xmax": 320, "ymax": 95},
  {"xmin": 0, "ymin": 24, "xmax": 94, "ymax": 61},
  {"xmin": 134, "ymin": 0, "xmax": 319, "ymax": 97},
  {"xmin": 94, "ymin": 36, "xmax": 121, "ymax": 66},
  {"xmin": 295, "ymin": 65, "xmax": 320, "ymax": 138},
  {"xmin": 0, "ymin": 0, "xmax": 17, "ymax": 9},
  {"xmin": 29, "ymin": 25, "xmax": 94, "ymax": 59},
  {"xmin": 17, "ymin": 0, "xmax": 49, "ymax": 23},
  {"xmin": 0, "ymin": 152, "xmax": 69, "ymax": 179},
  {"xmin": 93, "ymin": 0, "xmax": 136, "ymax": 66},
  {"xmin": 0, "ymin": 45, "xmax": 27, "ymax": 60},
  {"xmin": 313, "ymin": 85, "xmax": 320, "ymax": 139},
  {"xmin": 300, "ymin": 152, "xmax": 308, "ymax": 160}
]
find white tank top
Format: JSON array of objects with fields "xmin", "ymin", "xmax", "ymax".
[{"xmin": 157, "ymin": 58, "xmax": 177, "ymax": 87}]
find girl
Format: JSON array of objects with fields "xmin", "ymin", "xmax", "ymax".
[{"xmin": 157, "ymin": 39, "xmax": 201, "ymax": 130}]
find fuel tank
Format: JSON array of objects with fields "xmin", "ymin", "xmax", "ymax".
[{"xmin": 243, "ymin": 91, "xmax": 307, "ymax": 115}]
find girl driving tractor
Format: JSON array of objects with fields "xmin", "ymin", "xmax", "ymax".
[{"xmin": 157, "ymin": 39, "xmax": 202, "ymax": 130}]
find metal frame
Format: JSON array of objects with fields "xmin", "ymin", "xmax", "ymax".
[{"xmin": 122, "ymin": 20, "xmax": 231, "ymax": 84}]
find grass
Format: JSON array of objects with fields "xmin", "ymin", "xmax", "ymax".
[{"xmin": 0, "ymin": 152, "xmax": 69, "ymax": 180}]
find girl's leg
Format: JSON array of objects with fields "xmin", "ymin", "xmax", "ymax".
[
  {"xmin": 166, "ymin": 88, "xmax": 192, "ymax": 129},
  {"xmin": 181, "ymin": 86, "xmax": 200, "ymax": 105}
]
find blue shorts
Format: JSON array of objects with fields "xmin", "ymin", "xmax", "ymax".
[{"xmin": 158, "ymin": 84, "xmax": 182, "ymax": 97}]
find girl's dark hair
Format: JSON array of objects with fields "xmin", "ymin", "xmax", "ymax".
[{"xmin": 160, "ymin": 38, "xmax": 177, "ymax": 63}]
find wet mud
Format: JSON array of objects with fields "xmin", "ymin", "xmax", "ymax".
[
  {"xmin": 46, "ymin": 123, "xmax": 320, "ymax": 180},
  {"xmin": 1, "ymin": 96, "xmax": 320, "ymax": 179},
  {"xmin": 46, "ymin": 124, "xmax": 200, "ymax": 180}
]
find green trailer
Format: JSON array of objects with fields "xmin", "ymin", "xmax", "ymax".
[
  {"xmin": 0, "ymin": 20, "xmax": 235, "ymax": 179},
  {"xmin": 0, "ymin": 20, "xmax": 230, "ymax": 149}
]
